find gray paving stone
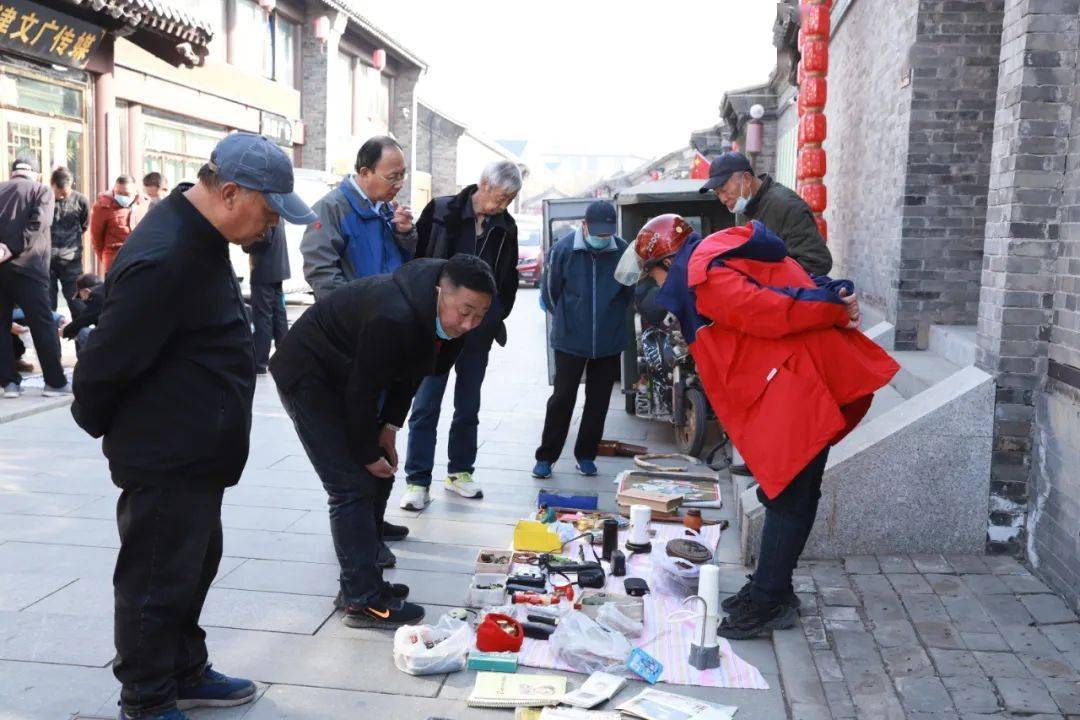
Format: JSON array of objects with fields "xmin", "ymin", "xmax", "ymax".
[
  {"xmin": 0, "ymin": 659, "xmax": 116, "ymax": 719},
  {"xmin": 1020, "ymin": 651, "xmax": 1080, "ymax": 680},
  {"xmin": 888, "ymin": 572, "xmax": 934, "ymax": 594},
  {"xmin": 793, "ymin": 574, "xmax": 818, "ymax": 593},
  {"xmin": 982, "ymin": 554, "xmax": 1026, "ymax": 575},
  {"xmin": 980, "ymin": 593, "xmax": 1037, "ymax": 627},
  {"xmin": 904, "ymin": 594, "xmax": 951, "ymax": 623},
  {"xmin": 878, "ymin": 555, "xmax": 918, "ymax": 574},
  {"xmin": 823, "ymin": 680, "xmax": 857, "ymax": 718},
  {"xmin": 960, "ymin": 631, "xmax": 1010, "ymax": 652},
  {"xmin": 238, "ymin": 683, "xmax": 510, "ymax": 720},
  {"xmin": 845, "ymin": 669, "xmax": 907, "ymax": 720},
  {"xmin": 928, "ymin": 648, "xmax": 985, "ymax": 677},
  {"xmin": 852, "ymin": 573, "xmax": 897, "ymax": 596},
  {"xmin": 993, "ymin": 676, "xmax": 1060, "ymax": 714},
  {"xmin": 822, "ymin": 586, "xmax": 859, "ymax": 607},
  {"xmin": 944, "ymin": 555, "xmax": 991, "ymax": 574},
  {"xmin": 942, "ymin": 675, "xmax": 1001, "ymax": 714},
  {"xmin": 973, "ymin": 650, "xmax": 1033, "ymax": 678},
  {"xmin": 1022, "ymin": 594, "xmax": 1080, "ymax": 625},
  {"xmin": 844, "ymin": 555, "xmax": 880, "ymax": 574},
  {"xmin": 961, "ymin": 573, "xmax": 1012, "ymax": 596},
  {"xmin": 833, "ymin": 629, "xmax": 884, "ymax": 667},
  {"xmin": 199, "ymin": 588, "xmax": 335, "ymax": 634},
  {"xmin": 911, "ymin": 553, "xmax": 953, "ymax": 574},
  {"xmin": 1000, "ymin": 571, "xmax": 1053, "ymax": 594},
  {"xmin": 895, "ymin": 675, "xmax": 955, "ymax": 713},
  {"xmin": 926, "ymin": 573, "xmax": 970, "ymax": 596},
  {"xmin": 917, "ymin": 621, "xmax": 966, "ymax": 650},
  {"xmin": 1043, "ymin": 677, "xmax": 1080, "ymax": 714},
  {"xmin": 998, "ymin": 624, "xmax": 1064, "ymax": 657},
  {"xmin": 882, "ymin": 644, "xmax": 935, "ymax": 677},
  {"xmin": 802, "ymin": 614, "xmax": 829, "ymax": 649},
  {"xmin": 941, "ymin": 595, "xmax": 997, "ymax": 634},
  {"xmin": 863, "ymin": 592, "xmax": 908, "ymax": 622},
  {"xmin": 774, "ymin": 626, "xmax": 828, "ymax": 708},
  {"xmin": 0, "ymin": 571, "xmax": 74, "ymax": 610},
  {"xmin": 872, "ymin": 620, "xmax": 921, "ymax": 648},
  {"xmin": 814, "ymin": 648, "xmax": 845, "ymax": 682},
  {"xmin": 0, "ymin": 610, "xmax": 114, "ymax": 666},
  {"xmin": 1042, "ymin": 623, "xmax": 1080, "ymax": 654}
]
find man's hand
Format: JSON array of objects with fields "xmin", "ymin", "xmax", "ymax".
[
  {"xmin": 839, "ymin": 288, "xmax": 861, "ymax": 330},
  {"xmin": 378, "ymin": 425, "xmax": 399, "ymax": 469},
  {"xmin": 392, "ymin": 204, "xmax": 414, "ymax": 233},
  {"xmin": 365, "ymin": 457, "xmax": 395, "ymax": 479},
  {"xmin": 0, "ymin": 244, "xmax": 11, "ymax": 264}
]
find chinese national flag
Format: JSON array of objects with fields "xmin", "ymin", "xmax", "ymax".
[{"xmin": 690, "ymin": 151, "xmax": 710, "ymax": 180}]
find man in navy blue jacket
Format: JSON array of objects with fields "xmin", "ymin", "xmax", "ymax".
[{"xmin": 533, "ymin": 200, "xmax": 633, "ymax": 478}]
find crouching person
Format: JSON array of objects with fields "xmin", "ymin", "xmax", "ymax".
[
  {"xmin": 617, "ymin": 215, "xmax": 899, "ymax": 639},
  {"xmin": 271, "ymin": 254, "xmax": 495, "ymax": 628}
]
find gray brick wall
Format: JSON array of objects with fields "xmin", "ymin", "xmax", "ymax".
[
  {"xmin": 979, "ymin": 0, "xmax": 1079, "ymax": 569},
  {"xmin": 389, "ymin": 68, "xmax": 420, "ymax": 207},
  {"xmin": 897, "ymin": 0, "xmax": 1004, "ymax": 348},
  {"xmin": 416, "ymin": 103, "xmax": 466, "ymax": 199},
  {"xmin": 299, "ymin": 10, "xmax": 340, "ymax": 171},
  {"xmin": 826, "ymin": 0, "xmax": 919, "ymax": 318}
]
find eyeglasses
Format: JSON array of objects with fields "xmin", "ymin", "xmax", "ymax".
[{"xmin": 376, "ymin": 170, "xmax": 408, "ymax": 186}]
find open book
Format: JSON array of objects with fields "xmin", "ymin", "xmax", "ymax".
[
  {"xmin": 467, "ymin": 671, "xmax": 568, "ymax": 708},
  {"xmin": 617, "ymin": 689, "xmax": 737, "ymax": 720}
]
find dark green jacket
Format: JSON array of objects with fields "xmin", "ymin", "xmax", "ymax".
[{"xmin": 741, "ymin": 174, "xmax": 832, "ymax": 276}]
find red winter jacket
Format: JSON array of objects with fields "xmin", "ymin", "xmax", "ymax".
[
  {"xmin": 90, "ymin": 191, "xmax": 149, "ymax": 255},
  {"xmin": 678, "ymin": 222, "xmax": 899, "ymax": 499}
]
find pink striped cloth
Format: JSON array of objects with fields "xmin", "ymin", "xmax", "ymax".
[{"xmin": 515, "ymin": 524, "xmax": 770, "ymax": 690}]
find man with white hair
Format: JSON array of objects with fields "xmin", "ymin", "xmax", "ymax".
[{"xmin": 400, "ymin": 160, "xmax": 522, "ymax": 508}]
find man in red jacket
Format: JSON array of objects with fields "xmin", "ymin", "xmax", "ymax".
[
  {"xmin": 90, "ymin": 175, "xmax": 149, "ymax": 274},
  {"xmin": 617, "ymin": 215, "xmax": 899, "ymax": 639}
]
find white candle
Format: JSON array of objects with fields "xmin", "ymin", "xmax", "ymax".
[
  {"xmin": 628, "ymin": 504, "xmax": 651, "ymax": 546},
  {"xmin": 699, "ymin": 564, "xmax": 720, "ymax": 648}
]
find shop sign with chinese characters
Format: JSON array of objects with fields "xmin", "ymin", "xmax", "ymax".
[{"xmin": 0, "ymin": 0, "xmax": 104, "ymax": 69}]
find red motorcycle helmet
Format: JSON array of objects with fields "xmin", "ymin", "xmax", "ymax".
[{"xmin": 615, "ymin": 213, "xmax": 694, "ymax": 285}]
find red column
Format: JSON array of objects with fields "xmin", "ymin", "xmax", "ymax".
[{"xmin": 797, "ymin": 0, "xmax": 831, "ymax": 242}]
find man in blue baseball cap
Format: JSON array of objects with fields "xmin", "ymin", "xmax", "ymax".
[{"xmin": 71, "ymin": 132, "xmax": 314, "ymax": 720}]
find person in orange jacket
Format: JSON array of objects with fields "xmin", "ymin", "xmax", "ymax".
[
  {"xmin": 616, "ymin": 215, "xmax": 899, "ymax": 639},
  {"xmin": 90, "ymin": 174, "xmax": 149, "ymax": 274}
]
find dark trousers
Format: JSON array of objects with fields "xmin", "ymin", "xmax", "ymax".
[
  {"xmin": 278, "ymin": 377, "xmax": 393, "ymax": 606},
  {"xmin": 536, "ymin": 351, "xmax": 621, "ymax": 463},
  {"xmin": 113, "ymin": 483, "xmax": 225, "ymax": 717},
  {"xmin": 751, "ymin": 446, "xmax": 831, "ymax": 604},
  {"xmin": 404, "ymin": 347, "xmax": 490, "ymax": 487},
  {"xmin": 251, "ymin": 282, "xmax": 287, "ymax": 371},
  {"xmin": 49, "ymin": 254, "xmax": 84, "ymax": 321},
  {"xmin": 0, "ymin": 267, "xmax": 66, "ymax": 387}
]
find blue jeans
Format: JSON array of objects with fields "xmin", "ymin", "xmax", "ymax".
[
  {"xmin": 277, "ymin": 377, "xmax": 393, "ymax": 606},
  {"xmin": 404, "ymin": 348, "xmax": 490, "ymax": 487}
]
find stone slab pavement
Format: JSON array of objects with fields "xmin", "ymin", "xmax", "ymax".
[{"xmin": 3, "ymin": 288, "xmax": 1078, "ymax": 719}]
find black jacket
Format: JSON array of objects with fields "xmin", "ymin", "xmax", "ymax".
[
  {"xmin": 414, "ymin": 185, "xmax": 518, "ymax": 347},
  {"xmin": 271, "ymin": 259, "xmax": 462, "ymax": 466},
  {"xmin": 243, "ymin": 222, "xmax": 291, "ymax": 285},
  {"xmin": 71, "ymin": 185, "xmax": 256, "ymax": 488},
  {"xmin": 743, "ymin": 174, "xmax": 833, "ymax": 276},
  {"xmin": 62, "ymin": 284, "xmax": 104, "ymax": 339},
  {"xmin": 0, "ymin": 173, "xmax": 55, "ymax": 282},
  {"xmin": 51, "ymin": 190, "xmax": 90, "ymax": 261}
]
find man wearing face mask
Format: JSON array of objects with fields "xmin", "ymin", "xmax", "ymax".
[
  {"xmin": 699, "ymin": 151, "xmax": 832, "ymax": 277},
  {"xmin": 90, "ymin": 174, "xmax": 149, "ymax": 275},
  {"xmin": 399, "ymin": 160, "xmax": 522, "ymax": 510},
  {"xmin": 271, "ymin": 254, "xmax": 495, "ymax": 628},
  {"xmin": 532, "ymin": 200, "xmax": 633, "ymax": 479},
  {"xmin": 72, "ymin": 133, "xmax": 317, "ymax": 720}
]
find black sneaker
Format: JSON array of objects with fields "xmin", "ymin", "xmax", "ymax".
[
  {"xmin": 717, "ymin": 598, "xmax": 797, "ymax": 640},
  {"xmin": 382, "ymin": 521, "xmax": 410, "ymax": 541},
  {"xmin": 722, "ymin": 574, "xmax": 800, "ymax": 613},
  {"xmin": 343, "ymin": 599, "xmax": 425, "ymax": 628},
  {"xmin": 334, "ymin": 584, "xmax": 409, "ymax": 608},
  {"xmin": 377, "ymin": 543, "xmax": 397, "ymax": 568}
]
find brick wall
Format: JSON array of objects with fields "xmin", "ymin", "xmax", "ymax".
[
  {"xmin": 979, "ymin": 0, "xmax": 1079, "ymax": 563},
  {"xmin": 416, "ymin": 103, "xmax": 466, "ymax": 199},
  {"xmin": 1026, "ymin": 1, "xmax": 1080, "ymax": 609},
  {"xmin": 299, "ymin": 10, "xmax": 340, "ymax": 171},
  {"xmin": 896, "ymin": 0, "xmax": 1004, "ymax": 348},
  {"xmin": 826, "ymin": 0, "xmax": 919, "ymax": 317},
  {"xmin": 389, "ymin": 68, "xmax": 420, "ymax": 207}
]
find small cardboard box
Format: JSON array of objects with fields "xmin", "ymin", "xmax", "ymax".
[{"xmin": 475, "ymin": 548, "xmax": 513, "ymax": 574}]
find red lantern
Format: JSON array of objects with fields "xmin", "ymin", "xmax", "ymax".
[
  {"xmin": 797, "ymin": 147, "xmax": 826, "ymax": 180},
  {"xmin": 803, "ymin": 5, "xmax": 831, "ymax": 38},
  {"xmin": 801, "ymin": 76, "xmax": 827, "ymax": 108},
  {"xmin": 815, "ymin": 216, "xmax": 829, "ymax": 243},
  {"xmin": 800, "ymin": 183, "xmax": 827, "ymax": 213},
  {"xmin": 372, "ymin": 48, "xmax": 387, "ymax": 71},
  {"xmin": 799, "ymin": 112, "xmax": 827, "ymax": 145},
  {"xmin": 797, "ymin": 60, "xmax": 806, "ymax": 87},
  {"xmin": 802, "ymin": 40, "xmax": 829, "ymax": 74}
]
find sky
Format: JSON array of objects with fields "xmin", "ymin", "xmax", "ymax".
[{"xmin": 359, "ymin": 2, "xmax": 778, "ymax": 161}]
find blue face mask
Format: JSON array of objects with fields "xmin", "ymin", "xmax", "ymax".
[
  {"xmin": 114, "ymin": 193, "xmax": 133, "ymax": 208},
  {"xmin": 585, "ymin": 234, "xmax": 610, "ymax": 250},
  {"xmin": 435, "ymin": 313, "xmax": 451, "ymax": 340}
]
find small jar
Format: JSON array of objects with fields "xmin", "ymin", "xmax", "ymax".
[{"xmin": 684, "ymin": 508, "xmax": 703, "ymax": 532}]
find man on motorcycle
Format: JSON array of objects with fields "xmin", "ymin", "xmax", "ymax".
[{"xmin": 615, "ymin": 214, "xmax": 899, "ymax": 639}]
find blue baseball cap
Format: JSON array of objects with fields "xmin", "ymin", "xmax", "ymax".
[
  {"xmin": 698, "ymin": 151, "xmax": 753, "ymax": 194},
  {"xmin": 209, "ymin": 132, "xmax": 317, "ymax": 225},
  {"xmin": 584, "ymin": 199, "xmax": 617, "ymax": 235}
]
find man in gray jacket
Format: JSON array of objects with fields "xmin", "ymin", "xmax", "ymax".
[
  {"xmin": 300, "ymin": 136, "xmax": 417, "ymax": 300},
  {"xmin": 0, "ymin": 157, "xmax": 67, "ymax": 397}
]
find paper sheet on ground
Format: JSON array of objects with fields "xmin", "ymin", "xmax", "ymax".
[{"xmin": 516, "ymin": 523, "xmax": 769, "ymax": 690}]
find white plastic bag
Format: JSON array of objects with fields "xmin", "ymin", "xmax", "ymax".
[
  {"xmin": 550, "ymin": 610, "xmax": 633, "ymax": 673},
  {"xmin": 393, "ymin": 615, "xmax": 470, "ymax": 676},
  {"xmin": 596, "ymin": 602, "xmax": 644, "ymax": 638}
]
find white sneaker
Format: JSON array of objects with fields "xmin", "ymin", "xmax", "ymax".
[
  {"xmin": 3, "ymin": 382, "xmax": 21, "ymax": 398},
  {"xmin": 42, "ymin": 383, "xmax": 72, "ymax": 397},
  {"xmin": 444, "ymin": 472, "xmax": 483, "ymax": 499},
  {"xmin": 399, "ymin": 484, "xmax": 430, "ymax": 511}
]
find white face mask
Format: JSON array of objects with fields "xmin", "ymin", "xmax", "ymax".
[{"xmin": 731, "ymin": 177, "xmax": 751, "ymax": 215}]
